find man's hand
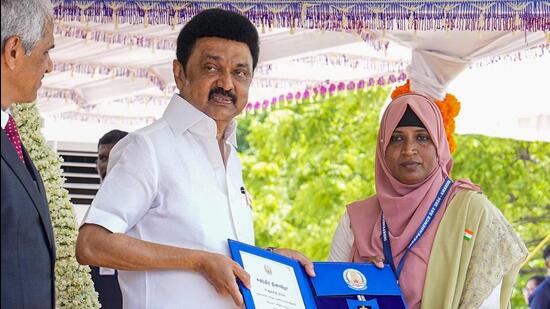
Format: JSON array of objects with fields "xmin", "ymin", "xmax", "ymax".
[
  {"xmin": 272, "ymin": 248, "xmax": 316, "ymax": 277},
  {"xmin": 76, "ymin": 225, "xmax": 250, "ymax": 306},
  {"xmin": 197, "ymin": 252, "xmax": 250, "ymax": 307}
]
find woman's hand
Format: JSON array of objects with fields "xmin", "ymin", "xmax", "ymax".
[{"xmin": 367, "ymin": 256, "xmax": 385, "ymax": 269}]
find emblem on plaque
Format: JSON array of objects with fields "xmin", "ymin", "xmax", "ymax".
[
  {"xmin": 264, "ymin": 264, "xmax": 272, "ymax": 275},
  {"xmin": 343, "ymin": 268, "xmax": 367, "ymax": 291}
]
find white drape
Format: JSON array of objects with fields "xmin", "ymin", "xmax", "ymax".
[{"xmin": 377, "ymin": 31, "xmax": 546, "ymax": 99}]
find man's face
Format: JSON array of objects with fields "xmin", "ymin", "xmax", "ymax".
[
  {"xmin": 7, "ymin": 22, "xmax": 55, "ymax": 104},
  {"xmin": 173, "ymin": 37, "xmax": 253, "ymax": 122},
  {"xmin": 96, "ymin": 143, "xmax": 116, "ymax": 181}
]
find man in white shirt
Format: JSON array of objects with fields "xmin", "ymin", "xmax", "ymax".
[{"xmin": 76, "ymin": 9, "xmax": 314, "ymax": 309}]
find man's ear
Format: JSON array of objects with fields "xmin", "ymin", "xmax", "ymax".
[
  {"xmin": 172, "ymin": 59, "xmax": 187, "ymax": 90},
  {"xmin": 2, "ymin": 36, "xmax": 23, "ymax": 70}
]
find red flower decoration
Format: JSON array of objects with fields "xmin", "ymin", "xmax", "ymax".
[{"xmin": 390, "ymin": 80, "xmax": 460, "ymax": 153}]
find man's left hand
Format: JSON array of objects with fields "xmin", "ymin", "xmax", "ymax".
[{"xmin": 272, "ymin": 248, "xmax": 316, "ymax": 277}]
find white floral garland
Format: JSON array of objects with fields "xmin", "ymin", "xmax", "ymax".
[{"xmin": 12, "ymin": 103, "xmax": 100, "ymax": 308}]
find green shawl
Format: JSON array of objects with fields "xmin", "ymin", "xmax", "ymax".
[{"xmin": 421, "ymin": 190, "xmax": 527, "ymax": 309}]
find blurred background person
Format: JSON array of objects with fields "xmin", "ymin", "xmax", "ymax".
[
  {"xmin": 530, "ymin": 245, "xmax": 550, "ymax": 309},
  {"xmin": 96, "ymin": 129, "xmax": 128, "ymax": 181},
  {"xmin": 524, "ymin": 275, "xmax": 545, "ymax": 306},
  {"xmin": 89, "ymin": 129, "xmax": 128, "ymax": 309}
]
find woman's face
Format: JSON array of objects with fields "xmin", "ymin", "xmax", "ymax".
[{"xmin": 384, "ymin": 126, "xmax": 438, "ymax": 185}]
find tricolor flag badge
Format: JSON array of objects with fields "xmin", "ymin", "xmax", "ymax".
[{"xmin": 463, "ymin": 229, "xmax": 474, "ymax": 241}]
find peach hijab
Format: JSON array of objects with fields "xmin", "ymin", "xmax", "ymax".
[{"xmin": 347, "ymin": 93, "xmax": 480, "ymax": 309}]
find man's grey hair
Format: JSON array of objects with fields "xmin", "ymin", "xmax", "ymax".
[{"xmin": 1, "ymin": 0, "xmax": 54, "ymax": 55}]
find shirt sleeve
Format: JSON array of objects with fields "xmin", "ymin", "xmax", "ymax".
[
  {"xmin": 328, "ymin": 210, "xmax": 355, "ymax": 262},
  {"xmin": 83, "ymin": 133, "xmax": 158, "ymax": 233}
]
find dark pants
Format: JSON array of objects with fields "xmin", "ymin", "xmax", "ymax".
[{"xmin": 90, "ymin": 266, "xmax": 122, "ymax": 309}]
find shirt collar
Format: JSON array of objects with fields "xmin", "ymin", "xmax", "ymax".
[
  {"xmin": 224, "ymin": 121, "xmax": 238, "ymax": 149},
  {"xmin": 1, "ymin": 109, "xmax": 10, "ymax": 130},
  {"xmin": 162, "ymin": 94, "xmax": 238, "ymax": 148}
]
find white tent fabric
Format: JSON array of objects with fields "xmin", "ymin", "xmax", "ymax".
[
  {"xmin": 378, "ymin": 31, "xmax": 547, "ymax": 100},
  {"xmin": 408, "ymin": 50, "xmax": 470, "ymax": 100},
  {"xmin": 40, "ymin": 19, "xmax": 549, "ymax": 144}
]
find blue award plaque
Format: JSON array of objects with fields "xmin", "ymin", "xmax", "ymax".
[
  {"xmin": 228, "ymin": 240, "xmax": 407, "ymax": 309},
  {"xmin": 310, "ymin": 262, "xmax": 407, "ymax": 309},
  {"xmin": 228, "ymin": 239, "xmax": 317, "ymax": 309}
]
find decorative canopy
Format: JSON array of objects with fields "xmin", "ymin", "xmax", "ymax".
[
  {"xmin": 54, "ymin": 1, "xmax": 549, "ymax": 32},
  {"xmin": 40, "ymin": 1, "xmax": 549, "ymax": 143}
]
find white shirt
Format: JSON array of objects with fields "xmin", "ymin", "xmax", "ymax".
[
  {"xmin": 83, "ymin": 94, "xmax": 254, "ymax": 309},
  {"xmin": 1, "ymin": 109, "xmax": 10, "ymax": 129},
  {"xmin": 329, "ymin": 210, "xmax": 501, "ymax": 308}
]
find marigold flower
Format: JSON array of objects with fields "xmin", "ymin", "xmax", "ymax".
[{"xmin": 391, "ymin": 80, "xmax": 460, "ymax": 153}]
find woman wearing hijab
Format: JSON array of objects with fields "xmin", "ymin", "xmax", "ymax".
[{"xmin": 329, "ymin": 93, "xmax": 527, "ymax": 309}]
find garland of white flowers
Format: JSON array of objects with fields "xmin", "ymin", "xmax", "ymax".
[{"xmin": 12, "ymin": 103, "xmax": 100, "ymax": 309}]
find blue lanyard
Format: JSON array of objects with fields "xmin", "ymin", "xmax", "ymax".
[{"xmin": 381, "ymin": 178, "xmax": 453, "ymax": 281}]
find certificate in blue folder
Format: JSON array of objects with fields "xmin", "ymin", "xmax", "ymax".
[
  {"xmin": 228, "ymin": 239, "xmax": 317, "ymax": 309},
  {"xmin": 228, "ymin": 240, "xmax": 407, "ymax": 309}
]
